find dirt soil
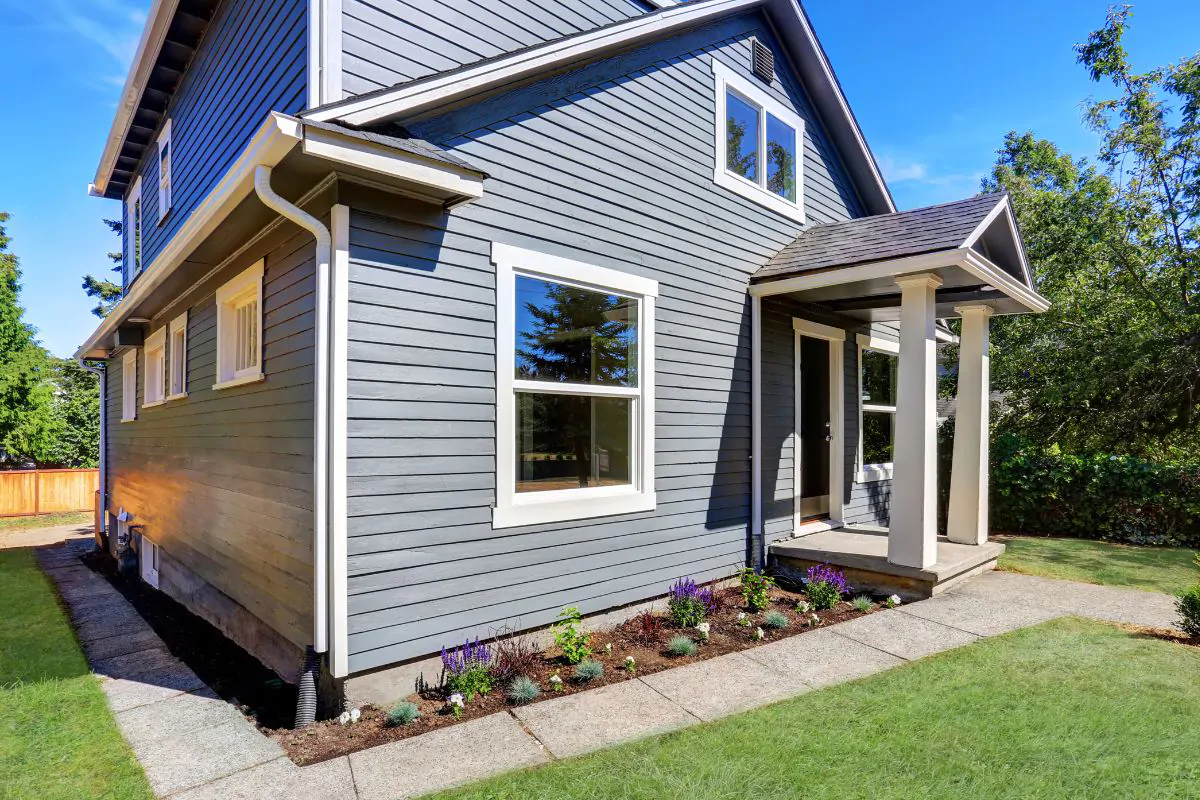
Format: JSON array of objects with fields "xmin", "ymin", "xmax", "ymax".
[{"xmin": 270, "ymin": 582, "xmax": 880, "ymax": 765}]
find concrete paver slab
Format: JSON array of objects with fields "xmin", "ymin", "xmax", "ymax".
[
  {"xmin": 513, "ymin": 679, "xmax": 696, "ymax": 758},
  {"xmin": 640, "ymin": 651, "xmax": 802, "ymax": 721},
  {"xmin": 92, "ymin": 646, "xmax": 179, "ymax": 680},
  {"xmin": 82, "ymin": 628, "xmax": 163, "ymax": 662},
  {"xmin": 899, "ymin": 593, "xmax": 1064, "ymax": 636},
  {"xmin": 135, "ymin": 718, "xmax": 285, "ymax": 797},
  {"xmin": 102, "ymin": 669, "xmax": 208, "ymax": 713},
  {"xmin": 170, "ymin": 756, "xmax": 357, "ymax": 800},
  {"xmin": 115, "ymin": 688, "xmax": 246, "ymax": 751},
  {"xmin": 742, "ymin": 627, "xmax": 904, "ymax": 688},
  {"xmin": 830, "ymin": 609, "xmax": 979, "ymax": 660},
  {"xmin": 349, "ymin": 712, "xmax": 547, "ymax": 800}
]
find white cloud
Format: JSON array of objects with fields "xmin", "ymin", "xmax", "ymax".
[
  {"xmin": 26, "ymin": 0, "xmax": 145, "ymax": 70},
  {"xmin": 878, "ymin": 155, "xmax": 929, "ymax": 183}
]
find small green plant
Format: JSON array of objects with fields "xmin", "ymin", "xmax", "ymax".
[
  {"xmin": 739, "ymin": 568, "xmax": 775, "ymax": 612},
  {"xmin": 666, "ymin": 635, "xmax": 698, "ymax": 657},
  {"xmin": 441, "ymin": 639, "xmax": 494, "ymax": 702},
  {"xmin": 574, "ymin": 659, "xmax": 605, "ymax": 682},
  {"xmin": 736, "ymin": 611, "xmax": 752, "ymax": 627},
  {"xmin": 624, "ymin": 656, "xmax": 636, "ymax": 674},
  {"xmin": 507, "ymin": 675, "xmax": 541, "ymax": 705},
  {"xmin": 762, "ymin": 610, "xmax": 789, "ymax": 630},
  {"xmin": 553, "ymin": 606, "xmax": 593, "ymax": 664},
  {"xmin": 667, "ymin": 578, "xmax": 716, "ymax": 627},
  {"xmin": 385, "ymin": 701, "xmax": 420, "ymax": 727},
  {"xmin": 805, "ymin": 564, "xmax": 849, "ymax": 610},
  {"xmin": 549, "ymin": 673, "xmax": 564, "ymax": 692},
  {"xmin": 850, "ymin": 595, "xmax": 873, "ymax": 612},
  {"xmin": 1177, "ymin": 585, "xmax": 1200, "ymax": 638}
]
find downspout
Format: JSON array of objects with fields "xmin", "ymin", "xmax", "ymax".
[
  {"xmin": 253, "ymin": 165, "xmax": 331, "ymax": 726},
  {"xmin": 78, "ymin": 358, "xmax": 106, "ymax": 540}
]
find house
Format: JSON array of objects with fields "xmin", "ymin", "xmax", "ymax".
[{"xmin": 76, "ymin": 0, "xmax": 1048, "ymax": 708}]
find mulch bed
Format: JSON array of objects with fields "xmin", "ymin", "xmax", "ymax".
[{"xmin": 270, "ymin": 582, "xmax": 881, "ymax": 765}]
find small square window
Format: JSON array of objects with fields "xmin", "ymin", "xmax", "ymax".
[
  {"xmin": 157, "ymin": 119, "xmax": 173, "ymax": 223},
  {"xmin": 168, "ymin": 312, "xmax": 188, "ymax": 399},
  {"xmin": 214, "ymin": 260, "xmax": 265, "ymax": 389},
  {"xmin": 121, "ymin": 350, "xmax": 137, "ymax": 421},
  {"xmin": 143, "ymin": 328, "xmax": 166, "ymax": 407}
]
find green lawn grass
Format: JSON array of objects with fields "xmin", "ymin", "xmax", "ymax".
[
  {"xmin": 0, "ymin": 511, "xmax": 91, "ymax": 533},
  {"xmin": 433, "ymin": 618, "xmax": 1200, "ymax": 800},
  {"xmin": 0, "ymin": 549, "xmax": 152, "ymax": 800},
  {"xmin": 997, "ymin": 535, "xmax": 1199, "ymax": 595}
]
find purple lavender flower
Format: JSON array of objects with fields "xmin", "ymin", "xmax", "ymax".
[
  {"xmin": 805, "ymin": 563, "xmax": 850, "ymax": 595},
  {"xmin": 668, "ymin": 577, "xmax": 717, "ymax": 613},
  {"xmin": 440, "ymin": 637, "xmax": 493, "ymax": 676}
]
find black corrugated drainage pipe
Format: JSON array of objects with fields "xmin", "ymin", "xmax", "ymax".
[{"xmin": 295, "ymin": 646, "xmax": 321, "ymax": 728}]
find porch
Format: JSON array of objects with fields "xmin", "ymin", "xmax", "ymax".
[{"xmin": 750, "ymin": 194, "xmax": 1050, "ymax": 596}]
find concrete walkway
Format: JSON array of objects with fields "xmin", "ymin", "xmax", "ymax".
[
  {"xmin": 2, "ymin": 519, "xmax": 93, "ymax": 549},
  {"xmin": 36, "ymin": 540, "xmax": 1180, "ymax": 800}
]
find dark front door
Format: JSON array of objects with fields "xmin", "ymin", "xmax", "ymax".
[{"xmin": 798, "ymin": 335, "xmax": 831, "ymax": 519}]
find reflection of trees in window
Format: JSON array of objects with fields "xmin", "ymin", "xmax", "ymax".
[
  {"xmin": 767, "ymin": 139, "xmax": 796, "ymax": 201},
  {"xmin": 727, "ymin": 117, "xmax": 757, "ymax": 179},
  {"xmin": 516, "ymin": 282, "xmax": 636, "ymax": 386}
]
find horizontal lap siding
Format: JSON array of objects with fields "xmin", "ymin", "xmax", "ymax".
[
  {"xmin": 106, "ymin": 225, "xmax": 317, "ymax": 650},
  {"xmin": 122, "ymin": 0, "xmax": 307, "ymax": 285},
  {"xmin": 341, "ymin": 0, "xmax": 648, "ymax": 96},
  {"xmin": 343, "ymin": 14, "xmax": 865, "ymax": 672}
]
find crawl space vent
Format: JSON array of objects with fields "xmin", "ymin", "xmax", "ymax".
[{"xmin": 751, "ymin": 39, "xmax": 774, "ymax": 83}]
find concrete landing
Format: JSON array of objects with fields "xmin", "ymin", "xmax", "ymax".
[{"xmin": 770, "ymin": 526, "xmax": 1006, "ymax": 600}]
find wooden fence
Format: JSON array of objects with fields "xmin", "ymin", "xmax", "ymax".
[{"xmin": 0, "ymin": 469, "xmax": 99, "ymax": 517}]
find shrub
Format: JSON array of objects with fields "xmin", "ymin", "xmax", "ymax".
[
  {"xmin": 666, "ymin": 635, "xmax": 698, "ymax": 657},
  {"xmin": 552, "ymin": 606, "xmax": 592, "ymax": 664},
  {"xmin": 805, "ymin": 563, "xmax": 849, "ymax": 610},
  {"xmin": 850, "ymin": 595, "xmax": 873, "ymax": 612},
  {"xmin": 506, "ymin": 675, "xmax": 541, "ymax": 705},
  {"xmin": 739, "ymin": 567, "xmax": 776, "ymax": 612},
  {"xmin": 490, "ymin": 629, "xmax": 542, "ymax": 682},
  {"xmin": 989, "ymin": 435, "xmax": 1200, "ymax": 547},
  {"xmin": 385, "ymin": 701, "xmax": 420, "ymax": 727},
  {"xmin": 441, "ymin": 638, "xmax": 494, "ymax": 702},
  {"xmin": 762, "ymin": 610, "xmax": 789, "ymax": 629},
  {"xmin": 631, "ymin": 610, "xmax": 665, "ymax": 644},
  {"xmin": 573, "ymin": 659, "xmax": 605, "ymax": 682},
  {"xmin": 667, "ymin": 577, "xmax": 716, "ymax": 627},
  {"xmin": 1178, "ymin": 586, "xmax": 1200, "ymax": 638}
]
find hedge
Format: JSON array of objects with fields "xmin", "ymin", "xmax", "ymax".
[{"xmin": 989, "ymin": 435, "xmax": 1200, "ymax": 547}]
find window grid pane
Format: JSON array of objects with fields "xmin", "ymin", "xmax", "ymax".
[
  {"xmin": 725, "ymin": 89, "xmax": 759, "ymax": 182},
  {"xmin": 170, "ymin": 329, "xmax": 185, "ymax": 394},
  {"xmin": 515, "ymin": 392, "xmax": 633, "ymax": 493},
  {"xmin": 234, "ymin": 299, "xmax": 258, "ymax": 373},
  {"xmin": 766, "ymin": 113, "xmax": 797, "ymax": 203}
]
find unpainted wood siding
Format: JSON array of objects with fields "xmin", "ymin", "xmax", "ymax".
[
  {"xmin": 341, "ymin": 0, "xmax": 650, "ymax": 97},
  {"xmin": 122, "ymin": 0, "xmax": 308, "ymax": 288},
  {"xmin": 342, "ymin": 14, "xmax": 867, "ymax": 672},
  {"xmin": 105, "ymin": 224, "xmax": 317, "ymax": 655}
]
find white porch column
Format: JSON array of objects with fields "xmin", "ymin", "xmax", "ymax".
[
  {"xmin": 947, "ymin": 305, "xmax": 993, "ymax": 545},
  {"xmin": 888, "ymin": 273, "xmax": 942, "ymax": 568}
]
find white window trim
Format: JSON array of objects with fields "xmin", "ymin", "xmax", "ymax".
[
  {"xmin": 121, "ymin": 349, "xmax": 137, "ymax": 422},
  {"xmin": 856, "ymin": 333, "xmax": 899, "ymax": 482},
  {"xmin": 711, "ymin": 59, "xmax": 805, "ymax": 224},
  {"xmin": 213, "ymin": 260, "xmax": 265, "ymax": 390},
  {"xmin": 157, "ymin": 119, "xmax": 173, "ymax": 224},
  {"xmin": 492, "ymin": 242, "xmax": 658, "ymax": 529},
  {"xmin": 142, "ymin": 328, "xmax": 167, "ymax": 408},
  {"xmin": 166, "ymin": 311, "xmax": 188, "ymax": 400},
  {"xmin": 127, "ymin": 176, "xmax": 143, "ymax": 277}
]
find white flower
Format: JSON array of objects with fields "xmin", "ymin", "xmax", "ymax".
[
  {"xmin": 887, "ymin": 594, "xmax": 902, "ymax": 608},
  {"xmin": 808, "ymin": 613, "xmax": 821, "ymax": 627},
  {"xmin": 549, "ymin": 674, "xmax": 563, "ymax": 685},
  {"xmin": 795, "ymin": 601, "xmax": 810, "ymax": 613},
  {"xmin": 349, "ymin": 708, "xmax": 361, "ymax": 724},
  {"xmin": 737, "ymin": 612, "xmax": 747, "ymax": 620},
  {"xmin": 449, "ymin": 693, "xmax": 465, "ymax": 708},
  {"xmin": 337, "ymin": 711, "xmax": 351, "ymax": 725},
  {"xmin": 695, "ymin": 622, "xmax": 711, "ymax": 641},
  {"xmin": 625, "ymin": 656, "xmax": 635, "ymax": 666},
  {"xmin": 753, "ymin": 627, "xmax": 764, "ymax": 640},
  {"xmin": 605, "ymin": 642, "xmax": 613, "ymax": 655}
]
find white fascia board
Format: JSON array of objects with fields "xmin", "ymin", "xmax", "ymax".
[
  {"xmin": 308, "ymin": 0, "xmax": 766, "ymax": 125},
  {"xmin": 960, "ymin": 195, "xmax": 1036, "ymax": 290},
  {"xmin": 76, "ymin": 113, "xmax": 303, "ymax": 360},
  {"xmin": 960, "ymin": 250, "xmax": 1050, "ymax": 314},
  {"xmin": 90, "ymin": 0, "xmax": 179, "ymax": 198},
  {"xmin": 300, "ymin": 127, "xmax": 484, "ymax": 201}
]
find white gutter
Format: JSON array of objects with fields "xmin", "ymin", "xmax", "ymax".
[
  {"xmin": 78, "ymin": 358, "xmax": 107, "ymax": 536},
  {"xmin": 253, "ymin": 165, "xmax": 331, "ymax": 655}
]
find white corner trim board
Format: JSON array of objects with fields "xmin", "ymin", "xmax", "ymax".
[
  {"xmin": 328, "ymin": 205, "xmax": 350, "ymax": 678},
  {"xmin": 491, "ymin": 242, "xmax": 658, "ymax": 529}
]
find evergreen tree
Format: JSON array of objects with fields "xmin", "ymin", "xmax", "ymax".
[{"xmin": 82, "ymin": 218, "xmax": 123, "ymax": 318}]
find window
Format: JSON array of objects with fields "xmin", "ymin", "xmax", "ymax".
[
  {"xmin": 157, "ymin": 119, "xmax": 173, "ymax": 223},
  {"xmin": 126, "ymin": 177, "xmax": 143, "ymax": 278},
  {"xmin": 493, "ymin": 242, "xmax": 658, "ymax": 528},
  {"xmin": 857, "ymin": 334, "xmax": 899, "ymax": 481},
  {"xmin": 214, "ymin": 260, "xmax": 265, "ymax": 389},
  {"xmin": 711, "ymin": 59, "xmax": 804, "ymax": 222},
  {"xmin": 143, "ymin": 328, "xmax": 166, "ymax": 407},
  {"xmin": 139, "ymin": 535, "xmax": 160, "ymax": 589},
  {"xmin": 167, "ymin": 312, "xmax": 188, "ymax": 399},
  {"xmin": 121, "ymin": 350, "xmax": 137, "ymax": 422}
]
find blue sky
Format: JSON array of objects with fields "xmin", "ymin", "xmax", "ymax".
[{"xmin": 1, "ymin": 0, "xmax": 1198, "ymax": 357}]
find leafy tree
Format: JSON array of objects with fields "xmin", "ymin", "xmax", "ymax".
[
  {"xmin": 82, "ymin": 218, "xmax": 123, "ymax": 318},
  {"xmin": 984, "ymin": 7, "xmax": 1200, "ymax": 456},
  {"xmin": 727, "ymin": 117, "xmax": 757, "ymax": 180},
  {"xmin": 0, "ymin": 213, "xmax": 55, "ymax": 464},
  {"xmin": 42, "ymin": 359, "xmax": 100, "ymax": 468}
]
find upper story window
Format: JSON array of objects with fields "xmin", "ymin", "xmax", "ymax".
[
  {"xmin": 167, "ymin": 312, "xmax": 188, "ymax": 399},
  {"xmin": 492, "ymin": 243, "xmax": 658, "ymax": 529},
  {"xmin": 143, "ymin": 328, "xmax": 166, "ymax": 407},
  {"xmin": 157, "ymin": 119, "xmax": 173, "ymax": 223},
  {"xmin": 121, "ymin": 350, "xmax": 137, "ymax": 422},
  {"xmin": 214, "ymin": 260, "xmax": 265, "ymax": 390},
  {"xmin": 711, "ymin": 59, "xmax": 805, "ymax": 223},
  {"xmin": 857, "ymin": 334, "xmax": 899, "ymax": 481},
  {"xmin": 126, "ymin": 177, "xmax": 143, "ymax": 278}
]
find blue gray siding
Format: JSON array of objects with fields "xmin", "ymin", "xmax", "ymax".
[
  {"xmin": 122, "ymin": 0, "xmax": 308, "ymax": 288},
  {"xmin": 341, "ymin": 0, "xmax": 650, "ymax": 97},
  {"xmin": 342, "ymin": 14, "xmax": 867, "ymax": 672}
]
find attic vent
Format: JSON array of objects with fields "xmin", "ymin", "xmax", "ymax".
[{"xmin": 751, "ymin": 39, "xmax": 774, "ymax": 83}]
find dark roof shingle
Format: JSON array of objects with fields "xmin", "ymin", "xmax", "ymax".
[
  {"xmin": 755, "ymin": 193, "xmax": 1006, "ymax": 282},
  {"xmin": 300, "ymin": 118, "xmax": 485, "ymax": 175}
]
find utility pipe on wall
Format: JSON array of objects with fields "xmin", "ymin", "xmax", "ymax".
[{"xmin": 253, "ymin": 166, "xmax": 331, "ymax": 725}]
